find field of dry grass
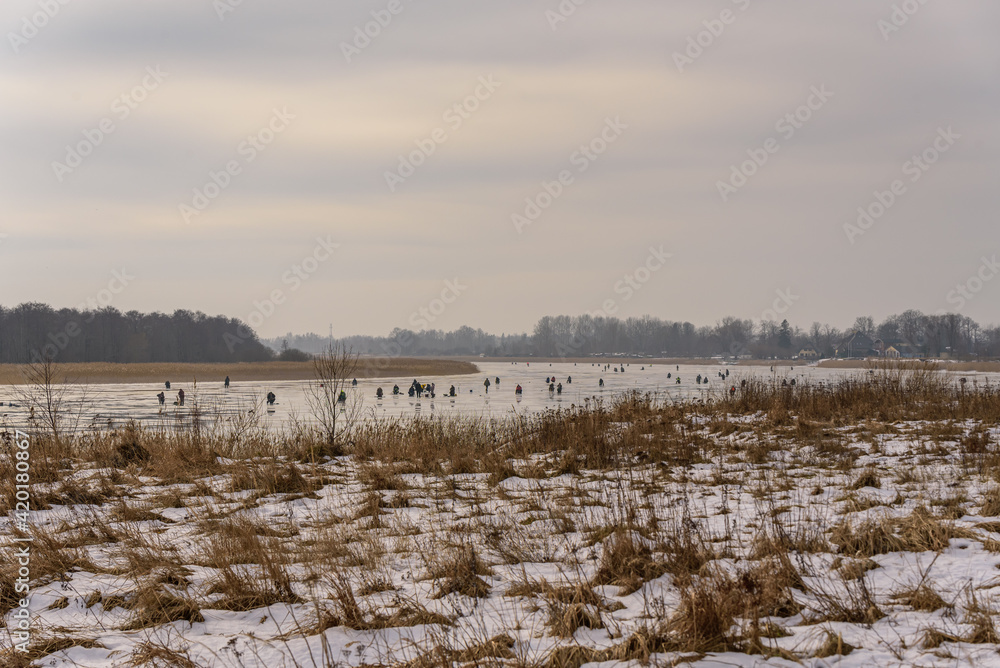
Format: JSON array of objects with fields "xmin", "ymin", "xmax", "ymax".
[
  {"xmin": 3, "ymin": 367, "xmax": 1000, "ymax": 666},
  {"xmin": 0, "ymin": 359, "xmax": 478, "ymax": 385}
]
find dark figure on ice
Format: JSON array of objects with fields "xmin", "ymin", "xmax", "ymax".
[
  {"xmin": 157, "ymin": 391, "xmax": 165, "ymax": 406},
  {"xmin": 484, "ymin": 378, "xmax": 491, "ymax": 393},
  {"xmin": 267, "ymin": 391, "xmax": 276, "ymax": 405},
  {"xmin": 224, "ymin": 376, "xmax": 230, "ymax": 389},
  {"xmin": 393, "ymin": 385, "xmax": 400, "ymax": 395},
  {"xmin": 376, "ymin": 387, "xmax": 383, "ymax": 399},
  {"xmin": 556, "ymin": 383, "xmax": 562, "ymax": 394},
  {"xmin": 338, "ymin": 390, "xmax": 347, "ymax": 403},
  {"xmin": 449, "ymin": 385, "xmax": 456, "ymax": 397},
  {"xmin": 177, "ymin": 389, "xmax": 185, "ymax": 406},
  {"xmin": 165, "ymin": 380, "xmax": 171, "ymax": 389}
]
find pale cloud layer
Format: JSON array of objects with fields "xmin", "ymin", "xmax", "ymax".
[{"xmin": 2, "ymin": 0, "xmax": 998, "ymax": 337}]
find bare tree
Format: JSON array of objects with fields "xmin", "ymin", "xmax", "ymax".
[
  {"xmin": 16, "ymin": 356, "xmax": 87, "ymax": 443},
  {"xmin": 304, "ymin": 343, "xmax": 363, "ymax": 449}
]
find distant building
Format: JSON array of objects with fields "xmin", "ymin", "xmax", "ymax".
[
  {"xmin": 835, "ymin": 331, "xmax": 877, "ymax": 359},
  {"xmin": 891, "ymin": 343, "xmax": 921, "ymax": 358},
  {"xmin": 798, "ymin": 348, "xmax": 820, "ymax": 360},
  {"xmin": 885, "ymin": 346, "xmax": 901, "ymax": 359}
]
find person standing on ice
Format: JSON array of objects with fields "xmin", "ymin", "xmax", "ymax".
[
  {"xmin": 484, "ymin": 378, "xmax": 491, "ymax": 393},
  {"xmin": 157, "ymin": 391, "xmax": 165, "ymax": 406},
  {"xmin": 177, "ymin": 389, "xmax": 185, "ymax": 406},
  {"xmin": 224, "ymin": 376, "xmax": 230, "ymax": 389}
]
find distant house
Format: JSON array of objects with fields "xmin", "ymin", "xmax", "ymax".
[
  {"xmin": 798, "ymin": 348, "xmax": 820, "ymax": 360},
  {"xmin": 835, "ymin": 331, "xmax": 877, "ymax": 359},
  {"xmin": 885, "ymin": 346, "xmax": 901, "ymax": 359},
  {"xmin": 891, "ymin": 343, "xmax": 921, "ymax": 359}
]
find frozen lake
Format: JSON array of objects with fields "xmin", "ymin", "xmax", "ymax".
[{"xmin": 0, "ymin": 361, "xmax": 992, "ymax": 434}]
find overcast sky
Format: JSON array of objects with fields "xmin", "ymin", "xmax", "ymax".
[{"xmin": 2, "ymin": 1, "xmax": 997, "ymax": 338}]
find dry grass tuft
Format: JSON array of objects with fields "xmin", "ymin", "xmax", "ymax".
[
  {"xmin": 428, "ymin": 544, "xmax": 493, "ymax": 599},
  {"xmin": 591, "ymin": 530, "xmax": 667, "ymax": 595},
  {"xmin": 892, "ymin": 584, "xmax": 951, "ymax": 612}
]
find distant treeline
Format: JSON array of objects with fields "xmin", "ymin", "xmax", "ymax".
[
  {"xmin": 268, "ymin": 310, "xmax": 1000, "ymax": 360},
  {"xmin": 1, "ymin": 303, "xmax": 273, "ymax": 364}
]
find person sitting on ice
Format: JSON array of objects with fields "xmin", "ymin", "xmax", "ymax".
[
  {"xmin": 556, "ymin": 383, "xmax": 563, "ymax": 394},
  {"xmin": 376, "ymin": 387, "xmax": 383, "ymax": 399},
  {"xmin": 599, "ymin": 378, "xmax": 604, "ymax": 387},
  {"xmin": 157, "ymin": 391, "xmax": 165, "ymax": 405},
  {"xmin": 515, "ymin": 385, "xmax": 522, "ymax": 394},
  {"xmin": 393, "ymin": 385, "xmax": 400, "ymax": 395},
  {"xmin": 267, "ymin": 391, "xmax": 276, "ymax": 405},
  {"xmin": 338, "ymin": 390, "xmax": 347, "ymax": 403},
  {"xmin": 449, "ymin": 385, "xmax": 456, "ymax": 397}
]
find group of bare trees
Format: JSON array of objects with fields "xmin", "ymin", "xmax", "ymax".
[
  {"xmin": 0, "ymin": 303, "xmax": 273, "ymax": 363},
  {"xmin": 272, "ymin": 310, "xmax": 1000, "ymax": 361}
]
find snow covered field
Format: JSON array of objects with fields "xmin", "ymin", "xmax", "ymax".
[{"xmin": 4, "ymin": 369, "xmax": 1000, "ymax": 667}]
